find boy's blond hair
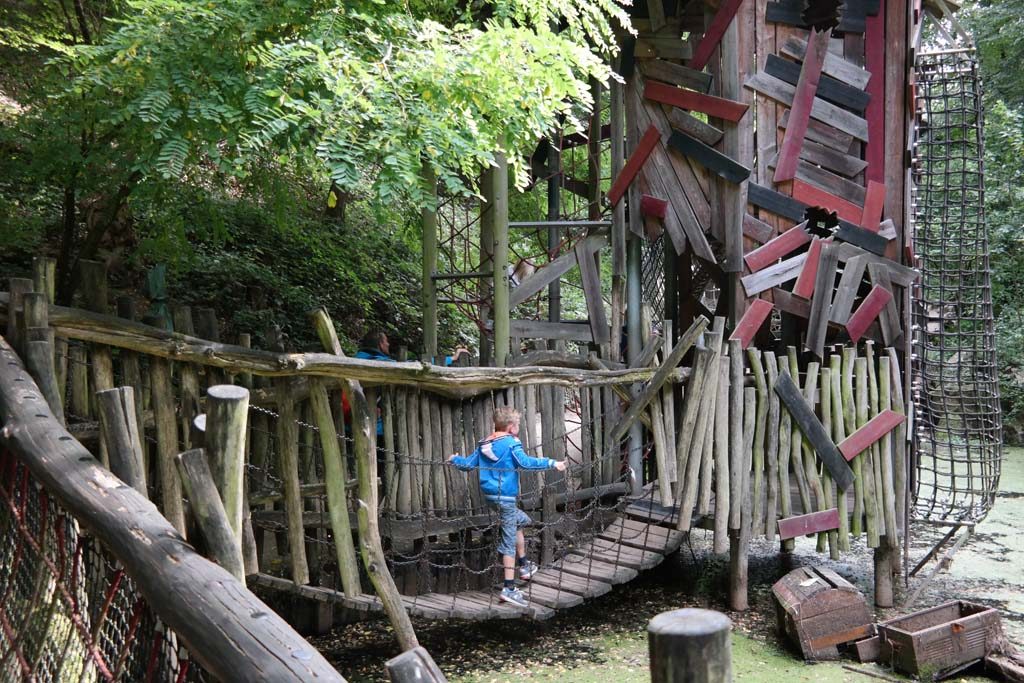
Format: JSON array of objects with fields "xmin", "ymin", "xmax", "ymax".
[{"xmin": 493, "ymin": 406, "xmax": 521, "ymax": 431}]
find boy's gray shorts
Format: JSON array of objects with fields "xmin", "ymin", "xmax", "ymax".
[{"xmin": 489, "ymin": 501, "xmax": 531, "ymax": 558}]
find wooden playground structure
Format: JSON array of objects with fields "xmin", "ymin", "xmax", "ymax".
[{"xmin": 0, "ymin": 0, "xmax": 1003, "ymax": 679}]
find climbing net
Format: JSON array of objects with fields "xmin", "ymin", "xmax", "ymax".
[
  {"xmin": 911, "ymin": 47, "xmax": 1002, "ymax": 522},
  {"xmin": 0, "ymin": 449, "xmax": 205, "ymax": 682}
]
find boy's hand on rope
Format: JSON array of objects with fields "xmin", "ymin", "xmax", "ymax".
[
  {"xmin": 446, "ymin": 454, "xmax": 459, "ymax": 464},
  {"xmin": 554, "ymin": 460, "xmax": 568, "ymax": 472}
]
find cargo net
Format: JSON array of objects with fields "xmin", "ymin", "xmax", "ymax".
[
  {"xmin": 0, "ymin": 449, "xmax": 206, "ymax": 682},
  {"xmin": 911, "ymin": 48, "xmax": 1002, "ymax": 523}
]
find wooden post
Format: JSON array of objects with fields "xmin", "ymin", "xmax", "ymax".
[
  {"xmin": 351, "ymin": 377, "xmax": 419, "ymax": 650},
  {"xmin": 713, "ymin": 359, "xmax": 730, "ymax": 554},
  {"xmin": 776, "ymin": 354, "xmax": 794, "ymax": 551},
  {"xmin": 309, "ymin": 378, "xmax": 363, "ymax": 597},
  {"xmin": 856, "ymin": 357, "xmax": 879, "ymax": 548},
  {"xmin": 206, "ymin": 384, "xmax": 250, "ymax": 545},
  {"xmin": 69, "ymin": 344, "xmax": 90, "ymax": 419},
  {"xmin": 275, "ymin": 377, "xmax": 309, "ymax": 585},
  {"xmin": 422, "ymin": 164, "xmax": 439, "ymax": 362},
  {"xmin": 96, "ymin": 387, "xmax": 147, "ymax": 496},
  {"xmin": 6, "ymin": 277, "xmax": 33, "ymax": 354},
  {"xmin": 175, "ymin": 449, "xmax": 245, "ymax": 581},
  {"xmin": 728, "ymin": 341, "xmax": 744, "ymax": 531},
  {"xmin": 747, "ymin": 349, "xmax": 768, "ymax": 534},
  {"xmin": 172, "ymin": 305, "xmax": 202, "ymax": 450},
  {"xmin": 79, "ymin": 260, "xmax": 115, "ymax": 407},
  {"xmin": 842, "ymin": 348, "xmax": 862, "ymax": 538},
  {"xmin": 479, "ymin": 165, "xmax": 495, "ymax": 366},
  {"xmin": 116, "ymin": 297, "xmax": 146, "ymax": 447},
  {"xmin": 151, "ymin": 354, "xmax": 186, "ymax": 534},
  {"xmin": 764, "ymin": 351, "xmax": 780, "ymax": 542},
  {"xmin": 830, "ymin": 354, "xmax": 851, "ymax": 550},
  {"xmin": 491, "ymin": 154, "xmax": 510, "ymax": 367},
  {"xmin": 649, "ymin": 608, "xmax": 733, "ymax": 683},
  {"xmin": 609, "ymin": 59, "xmax": 626, "ymax": 364},
  {"xmin": 32, "ymin": 256, "xmax": 57, "ymax": 304},
  {"xmin": 819, "ymin": 365, "xmax": 840, "ymax": 558},
  {"xmin": 729, "ymin": 386, "xmax": 756, "ymax": 611}
]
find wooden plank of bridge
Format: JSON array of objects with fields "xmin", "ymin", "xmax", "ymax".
[
  {"xmin": 555, "ymin": 551, "xmax": 640, "ymax": 584},
  {"xmin": 624, "ymin": 497, "xmax": 679, "ymax": 527},
  {"xmin": 521, "ymin": 582, "xmax": 586, "ymax": 610},
  {"xmin": 579, "ymin": 537, "xmax": 665, "ymax": 571},
  {"xmin": 599, "ymin": 519, "xmax": 684, "ymax": 553},
  {"xmin": 531, "ymin": 567, "xmax": 613, "ymax": 598}
]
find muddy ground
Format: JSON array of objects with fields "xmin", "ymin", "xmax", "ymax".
[{"xmin": 310, "ymin": 449, "xmax": 1023, "ymax": 682}]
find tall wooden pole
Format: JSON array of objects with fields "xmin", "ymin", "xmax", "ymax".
[
  {"xmin": 479, "ymin": 166, "xmax": 495, "ymax": 366},
  {"xmin": 421, "ymin": 164, "xmax": 438, "ymax": 362},
  {"xmin": 610, "ymin": 60, "xmax": 626, "ymax": 364},
  {"xmin": 491, "ymin": 154, "xmax": 510, "ymax": 367}
]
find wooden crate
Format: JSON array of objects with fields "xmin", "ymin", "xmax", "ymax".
[
  {"xmin": 877, "ymin": 601, "xmax": 1002, "ymax": 679},
  {"xmin": 772, "ymin": 566, "xmax": 873, "ymax": 660}
]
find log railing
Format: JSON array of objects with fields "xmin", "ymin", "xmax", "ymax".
[{"xmin": 0, "ymin": 335, "xmax": 344, "ymax": 681}]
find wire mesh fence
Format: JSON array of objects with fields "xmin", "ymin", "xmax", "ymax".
[
  {"xmin": 911, "ymin": 47, "xmax": 1002, "ymax": 522},
  {"xmin": 0, "ymin": 449, "xmax": 206, "ymax": 682}
]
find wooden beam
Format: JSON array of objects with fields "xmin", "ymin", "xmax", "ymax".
[
  {"xmin": 644, "ymin": 79, "xmax": 749, "ymax": 122},
  {"xmin": 833, "ymin": 243, "xmax": 918, "ymax": 287},
  {"xmin": 845, "ymin": 285, "xmax": 892, "ymax": 343},
  {"xmin": 666, "ymin": 107, "xmax": 725, "ymax": 146},
  {"xmin": 729, "ymin": 299, "xmax": 774, "ymax": 349},
  {"xmin": 608, "ymin": 316, "xmax": 709, "ymax": 445},
  {"xmin": 805, "ymin": 242, "xmax": 840, "ymax": 357},
  {"xmin": 780, "ymin": 36, "xmax": 872, "ymax": 90},
  {"xmin": 641, "ymin": 195, "xmax": 669, "ymax": 219},
  {"xmin": 666, "ymin": 130, "xmax": 751, "ymax": 184},
  {"xmin": 743, "ymin": 213, "xmax": 774, "ymax": 244},
  {"xmin": 764, "ymin": 54, "xmax": 870, "ymax": 114},
  {"xmin": 744, "ymin": 71, "xmax": 869, "ymax": 141},
  {"xmin": 744, "ymin": 221, "xmax": 811, "ymax": 273},
  {"xmin": 575, "ymin": 238, "xmax": 610, "ymax": 345},
  {"xmin": 860, "ymin": 180, "xmax": 886, "ymax": 231},
  {"xmin": 867, "ymin": 262, "xmax": 902, "ymax": 345},
  {"xmin": 639, "ymin": 59, "xmax": 713, "ymax": 93},
  {"xmin": 835, "ymin": 223, "xmax": 889, "ymax": 256},
  {"xmin": 774, "ymin": 27, "xmax": 832, "ymax": 183},
  {"xmin": 793, "ymin": 237, "xmax": 824, "ymax": 298},
  {"xmin": 792, "ymin": 179, "xmax": 863, "ymax": 223},
  {"xmin": 779, "ymin": 109, "xmax": 856, "ymax": 153},
  {"xmin": 608, "ymin": 124, "xmax": 660, "ymax": 206},
  {"xmin": 741, "ymin": 253, "xmax": 808, "ymax": 297},
  {"xmin": 837, "ymin": 409, "xmax": 906, "ymax": 461},
  {"xmin": 829, "ymin": 255, "xmax": 869, "ymax": 324},
  {"xmin": 690, "ymin": 0, "xmax": 747, "ymax": 70},
  {"xmin": 773, "ymin": 371, "xmax": 855, "ymax": 491},
  {"xmin": 778, "ymin": 508, "xmax": 840, "ymax": 539}
]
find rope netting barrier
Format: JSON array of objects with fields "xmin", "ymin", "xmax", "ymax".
[
  {"xmin": 911, "ymin": 47, "xmax": 1002, "ymax": 522},
  {"xmin": 0, "ymin": 450, "xmax": 205, "ymax": 682}
]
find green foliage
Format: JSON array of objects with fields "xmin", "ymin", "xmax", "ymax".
[{"xmin": 50, "ymin": 0, "xmax": 628, "ymax": 209}]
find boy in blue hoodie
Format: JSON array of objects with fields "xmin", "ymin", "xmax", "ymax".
[{"xmin": 447, "ymin": 406, "xmax": 566, "ymax": 607}]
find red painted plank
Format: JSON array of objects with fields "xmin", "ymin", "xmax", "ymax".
[
  {"xmin": 845, "ymin": 284, "xmax": 893, "ymax": 343},
  {"xmin": 643, "ymin": 79, "xmax": 749, "ymax": 122},
  {"xmin": 838, "ymin": 409, "xmax": 906, "ymax": 461},
  {"xmin": 774, "ymin": 27, "xmax": 832, "ymax": 183},
  {"xmin": 792, "ymin": 179, "xmax": 863, "ymax": 224},
  {"xmin": 690, "ymin": 0, "xmax": 747, "ymax": 71},
  {"xmin": 744, "ymin": 222, "xmax": 811, "ymax": 273},
  {"xmin": 607, "ymin": 125, "xmax": 661, "ymax": 206},
  {"xmin": 777, "ymin": 508, "xmax": 840, "ymax": 540},
  {"xmin": 793, "ymin": 237, "xmax": 824, "ymax": 298},
  {"xmin": 864, "ymin": 0, "xmax": 885, "ymax": 183},
  {"xmin": 860, "ymin": 180, "xmax": 885, "ymax": 231},
  {"xmin": 729, "ymin": 298, "xmax": 774, "ymax": 349},
  {"xmin": 640, "ymin": 194, "xmax": 669, "ymax": 220}
]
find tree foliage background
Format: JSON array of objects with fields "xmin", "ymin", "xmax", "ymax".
[{"xmin": 0, "ymin": 0, "xmax": 628, "ymax": 351}]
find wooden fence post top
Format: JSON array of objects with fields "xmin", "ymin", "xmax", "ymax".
[
  {"xmin": 648, "ymin": 608, "xmax": 732, "ymax": 637},
  {"xmin": 207, "ymin": 384, "xmax": 250, "ymax": 401}
]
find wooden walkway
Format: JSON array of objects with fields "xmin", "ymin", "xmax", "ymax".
[{"xmin": 251, "ymin": 501, "xmax": 686, "ymax": 622}]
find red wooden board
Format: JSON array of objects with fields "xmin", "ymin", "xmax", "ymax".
[
  {"xmin": 860, "ymin": 180, "xmax": 885, "ymax": 231},
  {"xmin": 777, "ymin": 508, "xmax": 840, "ymax": 540},
  {"xmin": 690, "ymin": 0, "xmax": 747, "ymax": 71},
  {"xmin": 793, "ymin": 237, "xmax": 824, "ymax": 298},
  {"xmin": 729, "ymin": 298, "xmax": 774, "ymax": 349},
  {"xmin": 845, "ymin": 284, "xmax": 893, "ymax": 343},
  {"xmin": 838, "ymin": 409, "xmax": 906, "ymax": 461},
  {"xmin": 608, "ymin": 124, "xmax": 661, "ymax": 206},
  {"xmin": 744, "ymin": 223, "xmax": 811, "ymax": 273},
  {"xmin": 643, "ymin": 79, "xmax": 749, "ymax": 122},
  {"xmin": 792, "ymin": 179, "xmax": 863, "ymax": 224},
  {"xmin": 641, "ymin": 194, "xmax": 669, "ymax": 219},
  {"xmin": 774, "ymin": 27, "xmax": 831, "ymax": 183}
]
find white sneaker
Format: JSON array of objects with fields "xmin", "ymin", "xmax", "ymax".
[{"xmin": 500, "ymin": 586, "xmax": 529, "ymax": 608}]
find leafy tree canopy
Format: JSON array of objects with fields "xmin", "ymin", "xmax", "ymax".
[{"xmin": 48, "ymin": 0, "xmax": 630, "ymax": 209}]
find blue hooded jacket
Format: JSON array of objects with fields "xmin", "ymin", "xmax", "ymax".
[{"xmin": 450, "ymin": 434, "xmax": 555, "ymax": 503}]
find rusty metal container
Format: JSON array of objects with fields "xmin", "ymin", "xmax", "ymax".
[
  {"xmin": 772, "ymin": 566, "xmax": 874, "ymax": 660},
  {"xmin": 877, "ymin": 601, "xmax": 1002, "ymax": 679}
]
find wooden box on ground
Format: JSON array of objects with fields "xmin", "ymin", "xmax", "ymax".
[
  {"xmin": 877, "ymin": 601, "xmax": 1002, "ymax": 680},
  {"xmin": 772, "ymin": 566, "xmax": 873, "ymax": 660}
]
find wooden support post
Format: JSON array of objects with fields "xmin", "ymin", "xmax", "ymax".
[
  {"xmin": 776, "ymin": 354, "xmax": 794, "ymax": 552},
  {"xmin": 175, "ymin": 449, "xmax": 245, "ymax": 581},
  {"xmin": 32, "ymin": 256, "xmax": 57, "ymax": 305},
  {"xmin": 491, "ymin": 154, "xmax": 510, "ymax": 367},
  {"xmin": 22, "ymin": 299, "xmax": 65, "ymax": 426},
  {"xmin": 713, "ymin": 359, "xmax": 730, "ymax": 554},
  {"xmin": 649, "ymin": 609, "xmax": 733, "ymax": 683},
  {"xmin": 274, "ymin": 377, "xmax": 309, "ymax": 584},
  {"xmin": 79, "ymin": 260, "xmax": 115, "ymax": 407},
  {"xmin": 747, "ymin": 349, "xmax": 768, "ymax": 535},
  {"xmin": 610, "ymin": 61, "xmax": 626, "ymax": 364},
  {"xmin": 729, "ymin": 386, "xmax": 756, "ymax": 611},
  {"xmin": 96, "ymin": 387, "xmax": 147, "ymax": 496},
  {"xmin": 151, "ymin": 355, "xmax": 185, "ymax": 534},
  {"xmin": 352, "ymin": 377, "xmax": 419, "ymax": 649},
  {"xmin": 422, "ymin": 164, "xmax": 439, "ymax": 362},
  {"xmin": 764, "ymin": 352, "xmax": 780, "ymax": 542},
  {"xmin": 206, "ymin": 384, "xmax": 249, "ymax": 547},
  {"xmin": 830, "ymin": 354, "xmax": 851, "ymax": 550},
  {"xmin": 309, "ymin": 379, "xmax": 363, "ymax": 597},
  {"xmin": 172, "ymin": 305, "xmax": 202, "ymax": 450},
  {"xmin": 6, "ymin": 277, "xmax": 32, "ymax": 354},
  {"xmin": 819, "ymin": 365, "xmax": 840, "ymax": 558},
  {"xmin": 117, "ymin": 298, "xmax": 146, "ymax": 446},
  {"xmin": 728, "ymin": 341, "xmax": 744, "ymax": 531},
  {"xmin": 479, "ymin": 166, "xmax": 495, "ymax": 366}
]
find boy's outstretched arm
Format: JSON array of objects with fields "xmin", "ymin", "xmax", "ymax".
[
  {"xmin": 447, "ymin": 449, "xmax": 479, "ymax": 471},
  {"xmin": 510, "ymin": 441, "xmax": 568, "ymax": 471}
]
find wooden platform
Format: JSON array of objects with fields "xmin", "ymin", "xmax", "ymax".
[{"xmin": 250, "ymin": 506, "xmax": 685, "ymax": 622}]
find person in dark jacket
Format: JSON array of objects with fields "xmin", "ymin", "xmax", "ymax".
[{"xmin": 447, "ymin": 406, "xmax": 566, "ymax": 608}]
